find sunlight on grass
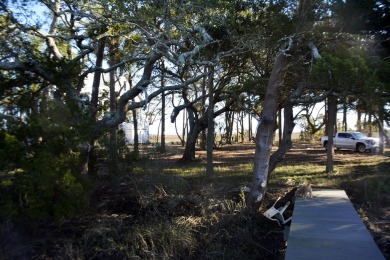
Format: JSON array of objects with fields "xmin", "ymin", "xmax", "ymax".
[
  {"xmin": 212, "ymin": 164, "xmax": 252, "ymax": 184},
  {"xmin": 163, "ymin": 166, "xmax": 205, "ymax": 177},
  {"xmin": 271, "ymin": 164, "xmax": 326, "ymax": 185},
  {"xmin": 162, "ymin": 163, "xmax": 253, "ymax": 177},
  {"xmin": 137, "ymin": 148, "xmax": 390, "ymax": 208},
  {"xmin": 269, "ymin": 154, "xmax": 390, "ymax": 194},
  {"xmin": 161, "ymin": 163, "xmax": 253, "ymax": 186}
]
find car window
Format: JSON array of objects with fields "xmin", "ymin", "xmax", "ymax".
[{"xmin": 353, "ymin": 133, "xmax": 367, "ymax": 139}]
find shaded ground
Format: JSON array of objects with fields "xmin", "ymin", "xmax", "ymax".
[{"xmin": 1, "ymin": 142, "xmax": 389, "ymax": 259}]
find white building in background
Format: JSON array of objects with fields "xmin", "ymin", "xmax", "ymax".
[{"xmin": 118, "ymin": 117, "xmax": 150, "ymax": 144}]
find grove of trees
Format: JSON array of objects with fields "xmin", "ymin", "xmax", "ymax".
[{"xmin": 1, "ymin": 0, "xmax": 389, "ymax": 222}]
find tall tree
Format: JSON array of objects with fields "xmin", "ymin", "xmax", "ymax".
[
  {"xmin": 248, "ymin": 0, "xmax": 318, "ymax": 207},
  {"xmin": 248, "ymin": 39, "xmax": 293, "ymax": 206}
]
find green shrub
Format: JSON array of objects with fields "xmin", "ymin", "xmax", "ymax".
[
  {"xmin": 0, "ymin": 132, "xmax": 24, "ymax": 169},
  {"xmin": 0, "ymin": 150, "xmax": 87, "ymax": 223}
]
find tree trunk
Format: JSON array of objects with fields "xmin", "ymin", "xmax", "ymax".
[
  {"xmin": 248, "ymin": 49, "xmax": 292, "ymax": 208},
  {"xmin": 378, "ymin": 106, "xmax": 385, "ymax": 154},
  {"xmin": 324, "ymin": 99, "xmax": 328, "ymax": 136},
  {"xmin": 206, "ymin": 66, "xmax": 214, "ymax": 176},
  {"xmin": 368, "ymin": 113, "xmax": 372, "ymax": 136},
  {"xmin": 326, "ymin": 95, "xmax": 337, "ymax": 173},
  {"xmin": 174, "ymin": 110, "xmax": 186, "ymax": 146},
  {"xmin": 240, "ymin": 111, "xmax": 244, "ymax": 143},
  {"xmin": 247, "ymin": 0, "xmax": 313, "ymax": 208},
  {"xmin": 200, "ymin": 66, "xmax": 207, "ymax": 150},
  {"xmin": 343, "ymin": 98, "xmax": 347, "ymax": 131},
  {"xmin": 226, "ymin": 111, "xmax": 234, "ymax": 144},
  {"xmin": 109, "ymin": 38, "xmax": 119, "ymax": 170},
  {"xmin": 268, "ymin": 101, "xmax": 296, "ymax": 173},
  {"xmin": 181, "ymin": 87, "xmax": 198, "ymax": 160},
  {"xmin": 182, "ymin": 123, "xmax": 202, "ymax": 161},
  {"xmin": 248, "ymin": 113, "xmax": 252, "ymax": 142},
  {"xmin": 357, "ymin": 103, "xmax": 362, "ymax": 132},
  {"xmin": 132, "ymin": 109, "xmax": 139, "ymax": 155},
  {"xmin": 84, "ymin": 38, "xmax": 105, "ymax": 175},
  {"xmin": 235, "ymin": 115, "xmax": 239, "ymax": 142},
  {"xmin": 160, "ymin": 61, "xmax": 166, "ymax": 153},
  {"xmin": 90, "ymin": 39, "xmax": 105, "ymax": 118},
  {"xmin": 180, "ymin": 97, "xmax": 233, "ymax": 161},
  {"xmin": 278, "ymin": 107, "xmax": 282, "ymax": 147}
]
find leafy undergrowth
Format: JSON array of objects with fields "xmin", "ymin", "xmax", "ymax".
[{"xmin": 1, "ymin": 142, "xmax": 389, "ymax": 259}]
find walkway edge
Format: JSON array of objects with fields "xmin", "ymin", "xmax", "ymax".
[{"xmin": 284, "ymin": 189, "xmax": 385, "ymax": 260}]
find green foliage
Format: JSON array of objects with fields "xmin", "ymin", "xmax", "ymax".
[
  {"xmin": 372, "ymin": 59, "xmax": 390, "ymax": 93},
  {"xmin": 0, "ymin": 149, "xmax": 87, "ymax": 223},
  {"xmin": 0, "ymin": 100, "xmax": 88, "ymax": 224},
  {"xmin": 311, "ymin": 48, "xmax": 370, "ymax": 91},
  {"xmin": 0, "ymin": 132, "xmax": 24, "ymax": 169}
]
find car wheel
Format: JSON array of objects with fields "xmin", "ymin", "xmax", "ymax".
[{"xmin": 356, "ymin": 143, "xmax": 366, "ymax": 153}]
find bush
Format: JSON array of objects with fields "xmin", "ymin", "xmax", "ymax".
[
  {"xmin": 0, "ymin": 98, "xmax": 90, "ymax": 229},
  {"xmin": 0, "ymin": 148, "xmax": 87, "ymax": 224},
  {"xmin": 0, "ymin": 132, "xmax": 24, "ymax": 169}
]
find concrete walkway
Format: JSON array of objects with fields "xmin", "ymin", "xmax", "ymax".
[{"xmin": 285, "ymin": 189, "xmax": 385, "ymax": 260}]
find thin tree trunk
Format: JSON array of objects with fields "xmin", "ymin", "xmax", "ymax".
[
  {"xmin": 235, "ymin": 116, "xmax": 239, "ymax": 142},
  {"xmin": 326, "ymin": 95, "xmax": 337, "ymax": 173},
  {"xmin": 182, "ymin": 110, "xmax": 187, "ymax": 146},
  {"xmin": 378, "ymin": 107, "xmax": 385, "ymax": 154},
  {"xmin": 133, "ymin": 109, "xmax": 139, "ymax": 155},
  {"xmin": 90, "ymin": 39, "xmax": 105, "ymax": 118},
  {"xmin": 240, "ymin": 111, "xmax": 244, "ymax": 143},
  {"xmin": 200, "ymin": 66, "xmax": 207, "ymax": 150},
  {"xmin": 324, "ymin": 99, "xmax": 328, "ymax": 136},
  {"xmin": 109, "ymin": 38, "xmax": 119, "ymax": 170},
  {"xmin": 269, "ymin": 101, "xmax": 296, "ymax": 173},
  {"xmin": 357, "ymin": 103, "xmax": 362, "ymax": 132},
  {"xmin": 85, "ymin": 38, "xmax": 105, "ymax": 175},
  {"xmin": 343, "ymin": 98, "xmax": 347, "ymax": 131},
  {"xmin": 206, "ymin": 66, "xmax": 214, "ymax": 176},
  {"xmin": 160, "ymin": 61, "xmax": 166, "ymax": 152},
  {"xmin": 248, "ymin": 113, "xmax": 252, "ymax": 142},
  {"xmin": 278, "ymin": 107, "xmax": 282, "ymax": 147},
  {"xmin": 368, "ymin": 113, "xmax": 372, "ymax": 136}
]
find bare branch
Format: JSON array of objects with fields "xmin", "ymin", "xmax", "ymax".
[{"xmin": 46, "ymin": 0, "xmax": 64, "ymax": 60}]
